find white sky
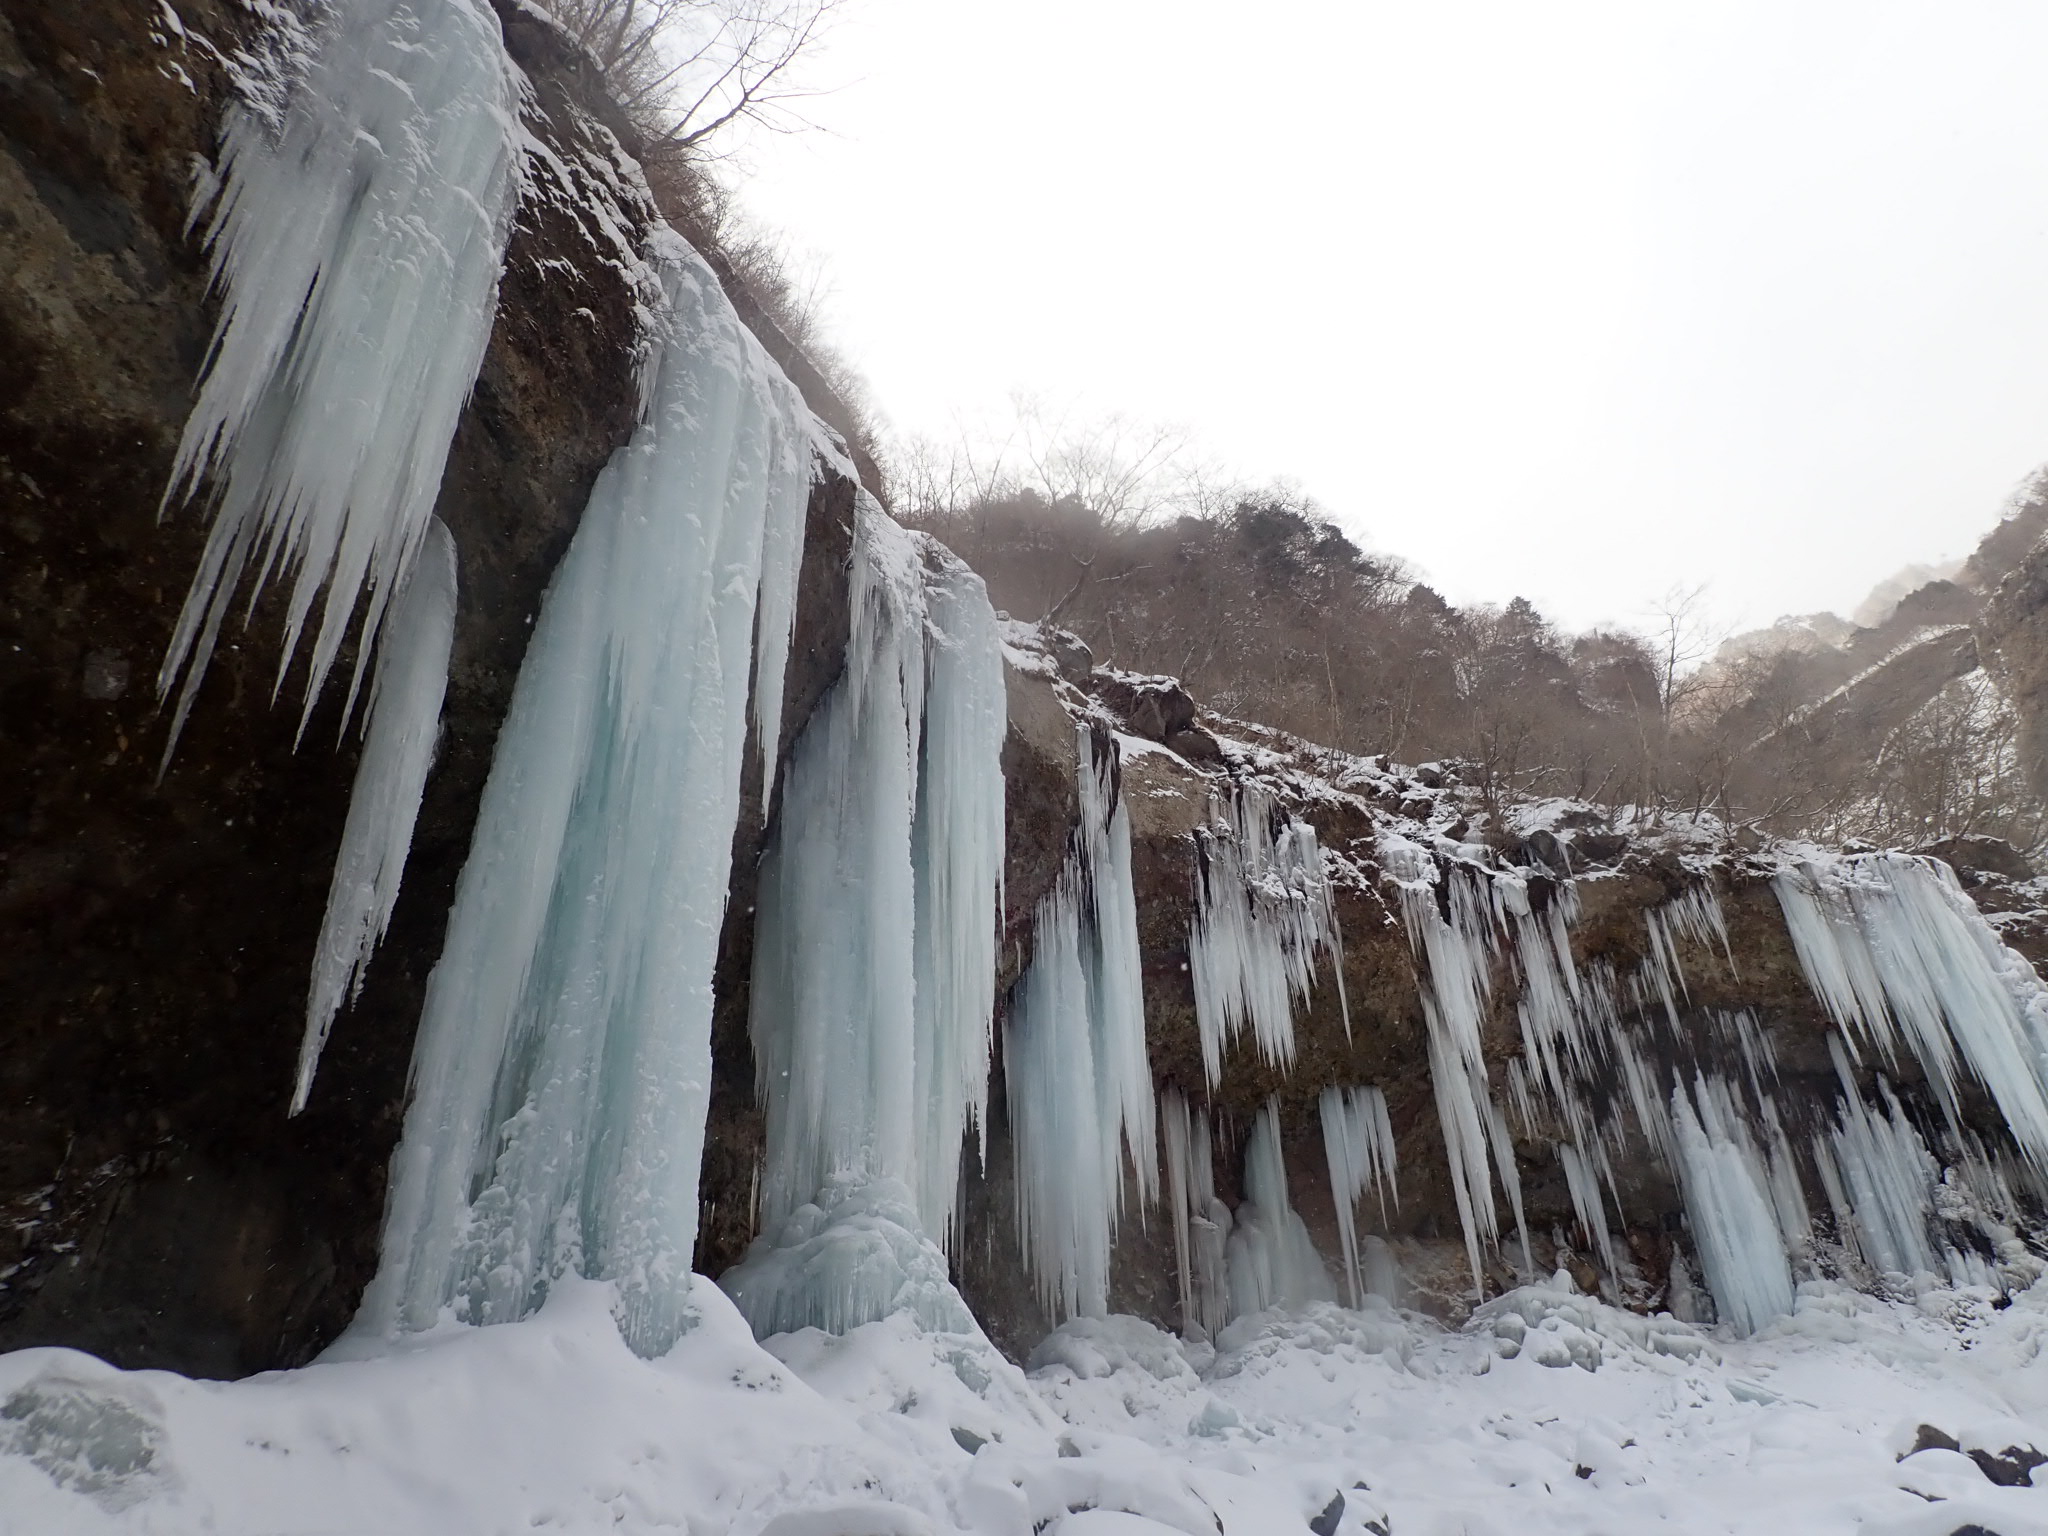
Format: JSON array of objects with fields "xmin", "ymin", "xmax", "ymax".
[{"xmin": 724, "ymin": 0, "xmax": 2048, "ymax": 633}]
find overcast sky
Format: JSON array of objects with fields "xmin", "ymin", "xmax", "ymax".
[{"xmin": 725, "ymin": 0, "xmax": 2048, "ymax": 634}]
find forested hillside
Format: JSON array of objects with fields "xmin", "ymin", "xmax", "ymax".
[{"xmin": 904, "ymin": 476, "xmax": 2048, "ymax": 860}]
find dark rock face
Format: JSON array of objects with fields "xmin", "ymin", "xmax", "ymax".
[
  {"xmin": 1088, "ymin": 670, "xmax": 1198, "ymax": 742},
  {"xmin": 1920, "ymin": 834, "xmax": 2037, "ymax": 884}
]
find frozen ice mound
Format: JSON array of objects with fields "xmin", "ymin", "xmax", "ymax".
[
  {"xmin": 1211, "ymin": 1298, "xmax": 1414, "ymax": 1379},
  {"xmin": 722, "ymin": 1177, "xmax": 980, "ymax": 1340},
  {"xmin": 1471, "ymin": 1272, "xmax": 1715, "ymax": 1371},
  {"xmin": 1028, "ymin": 1316, "xmax": 1203, "ymax": 1388},
  {"xmin": 0, "ymin": 1372, "xmax": 168, "ymax": 1510}
]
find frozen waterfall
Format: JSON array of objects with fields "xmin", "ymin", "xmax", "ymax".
[
  {"xmin": 1670, "ymin": 1075, "xmax": 1795, "ymax": 1335},
  {"xmin": 1005, "ymin": 728, "xmax": 1159, "ymax": 1321},
  {"xmin": 294, "ymin": 517, "xmax": 458, "ymax": 1115},
  {"xmin": 159, "ymin": 0, "xmax": 522, "ymax": 756},
  {"xmin": 353, "ymin": 234, "xmax": 812, "ymax": 1359},
  {"xmin": 729, "ymin": 499, "xmax": 1006, "ymax": 1337},
  {"xmin": 1226, "ymin": 1100, "xmax": 1337, "ymax": 1320},
  {"xmin": 1774, "ymin": 851, "xmax": 2048, "ymax": 1169}
]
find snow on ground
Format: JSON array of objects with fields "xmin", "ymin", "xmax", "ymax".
[{"xmin": 3, "ymin": 1272, "xmax": 2046, "ymax": 1535}]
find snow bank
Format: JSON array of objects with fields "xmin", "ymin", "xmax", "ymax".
[{"xmin": 7, "ymin": 1270, "xmax": 2048, "ymax": 1534}]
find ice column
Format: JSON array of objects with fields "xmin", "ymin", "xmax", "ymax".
[
  {"xmin": 1226, "ymin": 1100, "xmax": 1337, "ymax": 1319},
  {"xmin": 160, "ymin": 0, "xmax": 522, "ymax": 755},
  {"xmin": 355, "ymin": 237, "xmax": 812, "ymax": 1359},
  {"xmin": 1670, "ymin": 1075, "xmax": 1795, "ymax": 1335},
  {"xmin": 910, "ymin": 551, "xmax": 1010, "ymax": 1243},
  {"xmin": 749, "ymin": 507, "xmax": 924, "ymax": 1245},
  {"xmin": 1162, "ymin": 1088, "xmax": 1232, "ymax": 1340},
  {"xmin": 1188, "ymin": 788, "xmax": 1349, "ymax": 1084},
  {"xmin": 1005, "ymin": 729, "xmax": 1160, "ymax": 1321},
  {"xmin": 1774, "ymin": 852, "xmax": 2048, "ymax": 1169},
  {"xmin": 294, "ymin": 517, "xmax": 458, "ymax": 1114},
  {"xmin": 745, "ymin": 504, "xmax": 1007, "ymax": 1259},
  {"xmin": 1319, "ymin": 1085, "xmax": 1399, "ymax": 1307}
]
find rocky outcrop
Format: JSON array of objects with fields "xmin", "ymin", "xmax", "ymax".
[{"xmin": 1984, "ymin": 534, "xmax": 2048, "ymax": 806}]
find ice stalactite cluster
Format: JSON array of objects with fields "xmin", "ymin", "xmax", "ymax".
[
  {"xmin": 355, "ymin": 236, "xmax": 813, "ymax": 1359},
  {"xmin": 160, "ymin": 0, "xmax": 522, "ymax": 754},
  {"xmin": 1225, "ymin": 1101, "xmax": 1337, "ymax": 1319},
  {"xmin": 729, "ymin": 502, "xmax": 1006, "ymax": 1336},
  {"xmin": 1161, "ymin": 1089, "xmax": 1232, "ymax": 1341},
  {"xmin": 1774, "ymin": 851, "xmax": 2048, "ymax": 1167},
  {"xmin": 1379, "ymin": 836, "xmax": 1532, "ymax": 1293},
  {"xmin": 294, "ymin": 518, "xmax": 458, "ymax": 1114},
  {"xmin": 1391, "ymin": 836, "xmax": 2048, "ymax": 1334},
  {"xmin": 1319, "ymin": 1086, "xmax": 1399, "ymax": 1307},
  {"xmin": 1005, "ymin": 729, "xmax": 1159, "ymax": 1321},
  {"xmin": 1188, "ymin": 788, "xmax": 1349, "ymax": 1085}
]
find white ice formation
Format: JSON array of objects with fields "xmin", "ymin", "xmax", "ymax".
[
  {"xmin": 294, "ymin": 517, "xmax": 458, "ymax": 1114},
  {"xmin": 1319, "ymin": 1085, "xmax": 1399, "ymax": 1307},
  {"xmin": 1374, "ymin": 833, "xmax": 2048, "ymax": 1334},
  {"xmin": 1188, "ymin": 787, "xmax": 1348, "ymax": 1085},
  {"xmin": 354, "ymin": 234, "xmax": 813, "ymax": 1359},
  {"xmin": 1005, "ymin": 728, "xmax": 1160, "ymax": 1321},
  {"xmin": 160, "ymin": 0, "xmax": 522, "ymax": 757},
  {"xmin": 733, "ymin": 499, "xmax": 1006, "ymax": 1336},
  {"xmin": 1225, "ymin": 1100, "xmax": 1337, "ymax": 1320},
  {"xmin": 1378, "ymin": 836, "xmax": 1532, "ymax": 1293}
]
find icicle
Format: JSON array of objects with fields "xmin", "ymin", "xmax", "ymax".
[
  {"xmin": 1774, "ymin": 852, "xmax": 2048, "ymax": 1171},
  {"xmin": 1642, "ymin": 884, "xmax": 1738, "ymax": 1025},
  {"xmin": 1188, "ymin": 787, "xmax": 1348, "ymax": 1085},
  {"xmin": 1004, "ymin": 729, "xmax": 1159, "ymax": 1321},
  {"xmin": 353, "ymin": 235, "xmax": 812, "ymax": 1359},
  {"xmin": 1380, "ymin": 836, "xmax": 1521, "ymax": 1295},
  {"xmin": 294, "ymin": 517, "xmax": 457, "ymax": 1115},
  {"xmin": 1670, "ymin": 1075, "xmax": 1795, "ymax": 1335},
  {"xmin": 1226, "ymin": 1100, "xmax": 1337, "ymax": 1318},
  {"xmin": 1320, "ymin": 1085, "xmax": 1399, "ymax": 1307},
  {"xmin": 159, "ymin": 0, "xmax": 522, "ymax": 758},
  {"xmin": 1161, "ymin": 1093, "xmax": 1234, "ymax": 1340},
  {"xmin": 749, "ymin": 505, "xmax": 925, "ymax": 1243},
  {"xmin": 1822, "ymin": 1038, "xmax": 1942, "ymax": 1278},
  {"xmin": 744, "ymin": 504, "xmax": 1007, "ymax": 1268},
  {"xmin": 1162, "ymin": 1089, "xmax": 1198, "ymax": 1334},
  {"xmin": 1556, "ymin": 1141, "xmax": 1619, "ymax": 1283},
  {"xmin": 909, "ymin": 548, "xmax": 1009, "ymax": 1244}
]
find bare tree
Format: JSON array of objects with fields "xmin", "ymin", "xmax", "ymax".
[{"xmin": 537, "ymin": 0, "xmax": 844, "ymax": 157}]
